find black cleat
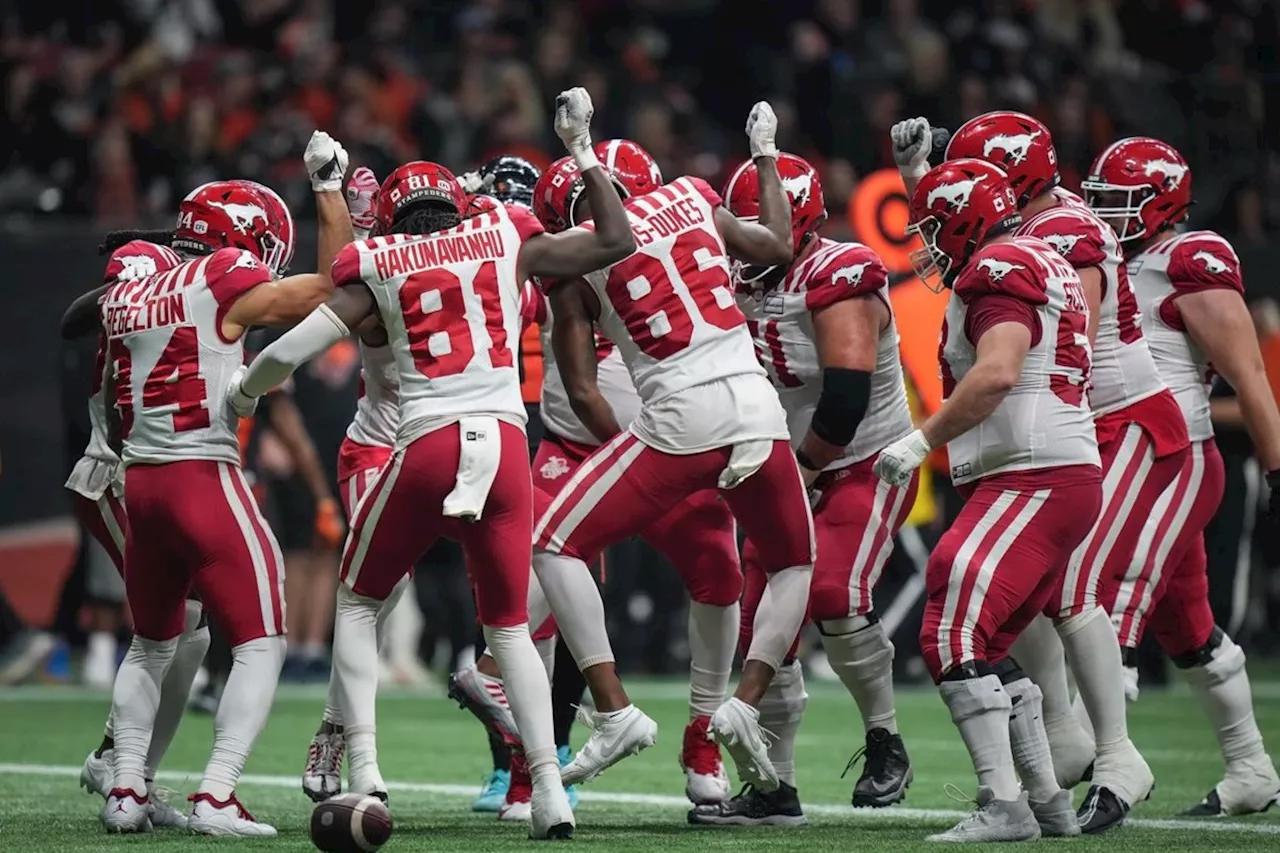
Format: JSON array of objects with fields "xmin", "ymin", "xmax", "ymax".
[
  {"xmin": 1077, "ymin": 785, "xmax": 1129, "ymax": 834},
  {"xmin": 844, "ymin": 728, "xmax": 913, "ymax": 808},
  {"xmin": 1182, "ymin": 789, "xmax": 1229, "ymax": 817},
  {"xmin": 688, "ymin": 783, "xmax": 807, "ymax": 827}
]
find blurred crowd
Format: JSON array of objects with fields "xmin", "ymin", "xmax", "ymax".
[{"xmin": 2, "ymin": 0, "xmax": 1278, "ymax": 243}]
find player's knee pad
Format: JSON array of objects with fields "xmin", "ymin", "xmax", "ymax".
[
  {"xmin": 817, "ymin": 613, "xmax": 878, "ymax": 636},
  {"xmin": 1173, "ymin": 627, "xmax": 1244, "ymax": 683},
  {"xmin": 819, "ymin": 614, "xmax": 893, "ymax": 672},
  {"xmin": 939, "ymin": 673, "xmax": 1011, "ymax": 724},
  {"xmin": 938, "ymin": 659, "xmax": 1000, "ymax": 683},
  {"xmin": 1002, "ymin": 674, "xmax": 1042, "ymax": 708},
  {"xmin": 991, "ymin": 656, "xmax": 1028, "ymax": 685}
]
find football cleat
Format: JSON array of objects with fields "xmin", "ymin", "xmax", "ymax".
[
  {"xmin": 926, "ymin": 787, "xmax": 1040, "ymax": 843},
  {"xmin": 302, "ymin": 731, "xmax": 345, "ymax": 802},
  {"xmin": 187, "ymin": 791, "xmax": 277, "ymax": 837},
  {"xmin": 844, "ymin": 727, "xmax": 913, "ymax": 808},
  {"xmin": 561, "ymin": 705, "xmax": 658, "ymax": 785},
  {"xmin": 1077, "ymin": 785, "xmax": 1132, "ymax": 834},
  {"xmin": 710, "ymin": 698, "xmax": 778, "ymax": 793},
  {"xmin": 680, "ymin": 716, "xmax": 730, "ymax": 805},
  {"xmin": 529, "ymin": 773, "xmax": 575, "ymax": 840},
  {"xmin": 146, "ymin": 785, "xmax": 189, "ymax": 829},
  {"xmin": 1182, "ymin": 757, "xmax": 1280, "ymax": 817},
  {"xmin": 499, "ymin": 755, "xmax": 532, "ymax": 822},
  {"xmin": 80, "ymin": 749, "xmax": 112, "ymax": 798},
  {"xmin": 473, "ymin": 768, "xmax": 511, "ymax": 813},
  {"xmin": 100, "ymin": 787, "xmax": 152, "ymax": 834},
  {"xmin": 687, "ymin": 783, "xmax": 807, "ymax": 827},
  {"xmin": 448, "ymin": 665, "xmax": 520, "ymax": 747},
  {"xmin": 1079, "ymin": 741, "xmax": 1154, "ymax": 833},
  {"xmin": 1029, "ymin": 789, "xmax": 1080, "ymax": 837},
  {"xmin": 557, "ymin": 744, "xmax": 579, "ymax": 809}
]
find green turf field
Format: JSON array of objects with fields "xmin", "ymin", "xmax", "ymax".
[{"xmin": 1, "ymin": 678, "xmax": 1278, "ymax": 851}]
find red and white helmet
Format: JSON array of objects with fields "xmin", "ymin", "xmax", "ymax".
[
  {"xmin": 173, "ymin": 180, "xmax": 296, "ymax": 275},
  {"xmin": 907, "ymin": 159, "xmax": 1021, "ymax": 289},
  {"xmin": 945, "ymin": 111, "xmax": 1059, "ymax": 209},
  {"xmin": 1082, "ymin": 137, "xmax": 1192, "ymax": 244},
  {"xmin": 723, "ymin": 152, "xmax": 827, "ymax": 285},
  {"xmin": 532, "ymin": 156, "xmax": 586, "ymax": 233},
  {"xmin": 375, "ymin": 160, "xmax": 467, "ymax": 232},
  {"xmin": 594, "ymin": 139, "xmax": 663, "ymax": 198}
]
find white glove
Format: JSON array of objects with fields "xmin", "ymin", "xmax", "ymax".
[
  {"xmin": 115, "ymin": 255, "xmax": 159, "ymax": 282},
  {"xmin": 458, "ymin": 170, "xmax": 488, "ymax": 195},
  {"xmin": 345, "ymin": 166, "xmax": 380, "ymax": 239},
  {"xmin": 890, "ymin": 117, "xmax": 933, "ymax": 179},
  {"xmin": 873, "ymin": 429, "xmax": 931, "ymax": 486},
  {"xmin": 304, "ymin": 130, "xmax": 350, "ymax": 193},
  {"xmin": 746, "ymin": 101, "xmax": 779, "ymax": 160},
  {"xmin": 226, "ymin": 365, "xmax": 258, "ymax": 418},
  {"xmin": 555, "ymin": 87, "xmax": 599, "ymax": 171}
]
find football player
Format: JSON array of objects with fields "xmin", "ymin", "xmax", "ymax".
[
  {"xmin": 691, "ymin": 153, "xmax": 916, "ymax": 827},
  {"xmin": 88, "ymin": 131, "xmax": 355, "ymax": 835},
  {"xmin": 896, "ymin": 111, "xmax": 1186, "ymax": 830},
  {"xmin": 463, "ymin": 140, "xmax": 739, "ymax": 816},
  {"xmin": 1085, "ymin": 137, "xmax": 1280, "ymax": 817},
  {"xmin": 230, "ymin": 88, "xmax": 636, "ymax": 839},
  {"xmin": 878, "ymin": 159, "xmax": 1101, "ymax": 842},
  {"xmin": 65, "ymin": 238, "xmax": 197, "ymax": 830},
  {"xmin": 519, "ymin": 103, "xmax": 813, "ymax": 794}
]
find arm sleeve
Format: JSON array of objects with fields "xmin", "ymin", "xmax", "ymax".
[
  {"xmin": 240, "ymin": 305, "xmax": 350, "ymax": 399},
  {"xmin": 964, "ymin": 294, "xmax": 1042, "ymax": 347}
]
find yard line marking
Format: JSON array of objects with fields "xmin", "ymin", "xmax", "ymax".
[{"xmin": 2, "ymin": 762, "xmax": 1278, "ymax": 835}]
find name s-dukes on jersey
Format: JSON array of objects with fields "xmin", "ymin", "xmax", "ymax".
[
  {"xmin": 574, "ymin": 176, "xmax": 787, "ymax": 454},
  {"xmin": 940, "ymin": 236, "xmax": 1100, "ymax": 484},
  {"xmin": 101, "ymin": 246, "xmax": 272, "ymax": 467},
  {"xmin": 330, "ymin": 201, "xmax": 542, "ymax": 447},
  {"xmin": 1126, "ymin": 229, "xmax": 1246, "ymax": 442},
  {"xmin": 736, "ymin": 238, "xmax": 913, "ymax": 470}
]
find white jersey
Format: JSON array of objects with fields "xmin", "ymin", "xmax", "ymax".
[
  {"xmin": 331, "ymin": 202, "xmax": 542, "ymax": 446},
  {"xmin": 575, "ymin": 176, "xmax": 787, "ymax": 453},
  {"xmin": 345, "ymin": 339, "xmax": 399, "ymax": 450},
  {"xmin": 535, "ymin": 292, "xmax": 642, "ymax": 445},
  {"xmin": 941, "ymin": 236, "xmax": 1100, "ymax": 484},
  {"xmin": 736, "ymin": 238, "xmax": 912, "ymax": 469},
  {"xmin": 1126, "ymin": 230, "xmax": 1245, "ymax": 442},
  {"xmin": 1018, "ymin": 190, "xmax": 1167, "ymax": 416},
  {"xmin": 101, "ymin": 246, "xmax": 267, "ymax": 467}
]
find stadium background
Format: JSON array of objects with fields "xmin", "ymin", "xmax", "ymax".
[{"xmin": 0, "ymin": 0, "xmax": 1278, "ymax": 689}]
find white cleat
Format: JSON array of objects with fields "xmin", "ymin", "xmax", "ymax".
[
  {"xmin": 1029, "ymin": 789, "xmax": 1081, "ymax": 837},
  {"xmin": 349, "ymin": 766, "xmax": 389, "ymax": 803},
  {"xmin": 1092, "ymin": 738, "xmax": 1154, "ymax": 808},
  {"xmin": 561, "ymin": 705, "xmax": 658, "ymax": 785},
  {"xmin": 101, "ymin": 788, "xmax": 152, "ymax": 834},
  {"xmin": 927, "ymin": 787, "xmax": 1041, "ymax": 843},
  {"xmin": 80, "ymin": 749, "xmax": 112, "ymax": 798},
  {"xmin": 146, "ymin": 786, "xmax": 189, "ymax": 829},
  {"xmin": 303, "ymin": 731, "xmax": 345, "ymax": 802},
  {"xmin": 710, "ymin": 698, "xmax": 778, "ymax": 794},
  {"xmin": 499, "ymin": 798, "xmax": 532, "ymax": 822},
  {"xmin": 187, "ymin": 791, "xmax": 277, "ymax": 837},
  {"xmin": 681, "ymin": 716, "xmax": 731, "ymax": 805},
  {"xmin": 529, "ymin": 775, "xmax": 575, "ymax": 840},
  {"xmin": 1184, "ymin": 755, "xmax": 1280, "ymax": 816}
]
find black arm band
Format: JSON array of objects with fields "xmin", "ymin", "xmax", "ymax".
[{"xmin": 810, "ymin": 367, "xmax": 872, "ymax": 447}]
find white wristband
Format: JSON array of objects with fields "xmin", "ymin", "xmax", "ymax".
[
  {"xmin": 900, "ymin": 162, "xmax": 929, "ymax": 180},
  {"xmin": 572, "ymin": 146, "xmax": 601, "ymax": 173}
]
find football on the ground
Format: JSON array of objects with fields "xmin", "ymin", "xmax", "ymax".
[{"xmin": 310, "ymin": 793, "xmax": 393, "ymax": 853}]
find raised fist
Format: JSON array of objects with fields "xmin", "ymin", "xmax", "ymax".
[
  {"xmin": 345, "ymin": 166, "xmax": 380, "ymax": 237},
  {"xmin": 890, "ymin": 117, "xmax": 934, "ymax": 178},
  {"xmin": 555, "ymin": 87, "xmax": 595, "ymax": 165},
  {"xmin": 305, "ymin": 130, "xmax": 349, "ymax": 194},
  {"xmin": 226, "ymin": 365, "xmax": 258, "ymax": 418},
  {"xmin": 746, "ymin": 101, "xmax": 779, "ymax": 160}
]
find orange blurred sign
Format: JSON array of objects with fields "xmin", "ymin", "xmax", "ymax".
[{"xmin": 847, "ymin": 168, "xmax": 920, "ymax": 276}]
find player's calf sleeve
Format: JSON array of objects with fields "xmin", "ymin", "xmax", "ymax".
[
  {"xmin": 1009, "ymin": 616, "xmax": 1074, "ymax": 721},
  {"xmin": 320, "ymin": 574, "xmax": 414, "ymax": 729},
  {"xmin": 1004, "ymin": 676, "xmax": 1062, "ymax": 803},
  {"xmin": 333, "ymin": 586, "xmax": 382, "ymax": 778},
  {"xmin": 200, "ymin": 635, "xmax": 286, "ymax": 800},
  {"xmin": 818, "ymin": 615, "xmax": 897, "ymax": 734},
  {"xmin": 111, "ymin": 635, "xmax": 179, "ymax": 795},
  {"xmin": 744, "ymin": 565, "xmax": 811, "ymax": 672},
  {"xmin": 758, "ymin": 660, "xmax": 807, "ymax": 787},
  {"xmin": 938, "ymin": 673, "xmax": 1020, "ymax": 802},
  {"xmin": 532, "ymin": 550, "xmax": 615, "ymax": 670},
  {"xmin": 146, "ymin": 601, "xmax": 210, "ymax": 778},
  {"xmin": 688, "ymin": 601, "xmax": 737, "ymax": 720},
  {"xmin": 534, "ymin": 635, "xmax": 557, "ymax": 680},
  {"xmin": 1056, "ymin": 606, "xmax": 1128, "ymax": 750},
  {"xmin": 1176, "ymin": 630, "xmax": 1268, "ymax": 768},
  {"xmin": 485, "ymin": 624, "xmax": 556, "ymax": 774},
  {"xmin": 527, "ymin": 569, "xmax": 553, "ymax": 635}
]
